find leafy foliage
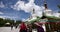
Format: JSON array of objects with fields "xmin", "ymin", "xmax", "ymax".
[{"xmin": 0, "ymin": 18, "xmax": 22, "ymax": 27}]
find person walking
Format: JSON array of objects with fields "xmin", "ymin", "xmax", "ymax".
[
  {"xmin": 34, "ymin": 22, "xmax": 44, "ymax": 32},
  {"xmin": 15, "ymin": 24, "xmax": 18, "ymax": 29},
  {"xmin": 11, "ymin": 24, "xmax": 13, "ymax": 30},
  {"xmin": 19, "ymin": 22, "xmax": 27, "ymax": 32}
]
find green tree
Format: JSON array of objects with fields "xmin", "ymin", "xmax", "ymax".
[
  {"xmin": 0, "ymin": 18, "xmax": 5, "ymax": 26},
  {"xmin": 16, "ymin": 20, "xmax": 22, "ymax": 24},
  {"xmin": 0, "ymin": 18, "xmax": 15, "ymax": 27}
]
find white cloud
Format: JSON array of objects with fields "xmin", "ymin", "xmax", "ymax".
[
  {"xmin": 0, "ymin": 16, "xmax": 17, "ymax": 20},
  {"xmin": 0, "ymin": 2, "xmax": 5, "ymax": 8},
  {"xmin": 10, "ymin": 0, "xmax": 60, "ymax": 20},
  {"xmin": 0, "ymin": 16, "xmax": 5, "ymax": 19},
  {"xmin": 22, "ymin": 18, "xmax": 26, "ymax": 22},
  {"xmin": 11, "ymin": 0, "xmax": 45, "ymax": 17},
  {"xmin": 11, "ymin": 0, "xmax": 60, "ymax": 19},
  {"xmin": 0, "ymin": 12, "xmax": 4, "ymax": 14}
]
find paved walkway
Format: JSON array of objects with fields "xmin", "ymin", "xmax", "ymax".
[
  {"xmin": 0, "ymin": 27, "xmax": 38, "ymax": 32},
  {"xmin": 0, "ymin": 27, "xmax": 19, "ymax": 32}
]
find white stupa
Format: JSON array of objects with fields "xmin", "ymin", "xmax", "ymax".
[{"xmin": 26, "ymin": 8, "xmax": 37, "ymax": 22}]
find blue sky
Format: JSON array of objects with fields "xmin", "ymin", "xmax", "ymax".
[{"xmin": 0, "ymin": 0, "xmax": 60, "ymax": 20}]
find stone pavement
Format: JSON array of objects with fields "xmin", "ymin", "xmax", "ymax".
[
  {"xmin": 0, "ymin": 27, "xmax": 38, "ymax": 32},
  {"xmin": 0, "ymin": 27, "xmax": 19, "ymax": 32}
]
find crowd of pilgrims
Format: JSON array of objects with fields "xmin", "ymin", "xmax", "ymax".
[{"xmin": 11, "ymin": 21, "xmax": 44, "ymax": 32}]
